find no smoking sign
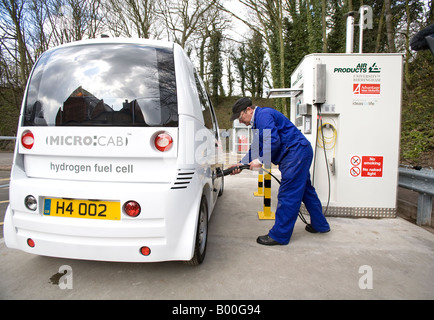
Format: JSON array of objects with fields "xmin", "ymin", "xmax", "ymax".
[
  {"xmin": 351, "ymin": 156, "xmax": 361, "ymax": 167},
  {"xmin": 350, "ymin": 155, "xmax": 383, "ymax": 178}
]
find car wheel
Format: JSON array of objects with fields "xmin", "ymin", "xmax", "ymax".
[
  {"xmin": 185, "ymin": 195, "xmax": 208, "ymax": 266},
  {"xmin": 218, "ymin": 175, "xmax": 224, "ymax": 197}
]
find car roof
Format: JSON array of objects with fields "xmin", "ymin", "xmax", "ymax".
[{"xmin": 44, "ymin": 37, "xmax": 175, "ymax": 53}]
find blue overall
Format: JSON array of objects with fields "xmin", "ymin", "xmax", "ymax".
[{"xmin": 241, "ymin": 107, "xmax": 330, "ymax": 244}]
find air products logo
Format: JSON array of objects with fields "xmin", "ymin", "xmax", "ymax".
[
  {"xmin": 46, "ymin": 135, "xmax": 128, "ymax": 147},
  {"xmin": 334, "ymin": 62, "xmax": 381, "ymax": 73}
]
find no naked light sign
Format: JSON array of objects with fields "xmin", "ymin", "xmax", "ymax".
[{"xmin": 350, "ymin": 155, "xmax": 383, "ymax": 177}]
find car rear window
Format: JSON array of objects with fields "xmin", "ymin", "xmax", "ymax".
[{"xmin": 23, "ymin": 43, "xmax": 178, "ymax": 127}]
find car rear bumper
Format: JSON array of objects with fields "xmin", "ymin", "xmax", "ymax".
[{"xmin": 4, "ymin": 176, "xmax": 202, "ymax": 263}]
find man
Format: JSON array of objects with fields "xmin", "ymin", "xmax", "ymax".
[{"xmin": 229, "ymin": 97, "xmax": 330, "ymax": 245}]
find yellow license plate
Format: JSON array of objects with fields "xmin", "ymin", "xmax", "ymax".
[{"xmin": 43, "ymin": 198, "xmax": 120, "ymax": 221}]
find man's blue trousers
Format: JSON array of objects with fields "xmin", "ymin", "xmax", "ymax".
[{"xmin": 268, "ymin": 143, "xmax": 330, "ymax": 244}]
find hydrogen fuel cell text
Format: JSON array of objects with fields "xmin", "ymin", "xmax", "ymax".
[{"xmin": 49, "ymin": 162, "xmax": 134, "ymax": 174}]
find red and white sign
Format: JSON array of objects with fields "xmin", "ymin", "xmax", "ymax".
[
  {"xmin": 361, "ymin": 156, "xmax": 383, "ymax": 177},
  {"xmin": 353, "ymin": 83, "xmax": 381, "ymax": 95},
  {"xmin": 350, "ymin": 155, "xmax": 361, "ymax": 167},
  {"xmin": 350, "ymin": 155, "xmax": 383, "ymax": 178},
  {"xmin": 350, "ymin": 166, "xmax": 360, "ymax": 177}
]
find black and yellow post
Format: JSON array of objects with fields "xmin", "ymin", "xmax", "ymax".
[
  {"xmin": 253, "ymin": 169, "xmax": 264, "ymax": 196},
  {"xmin": 257, "ymin": 166, "xmax": 275, "ymax": 220}
]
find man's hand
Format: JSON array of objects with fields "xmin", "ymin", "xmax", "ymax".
[
  {"xmin": 249, "ymin": 159, "xmax": 262, "ymax": 171},
  {"xmin": 227, "ymin": 161, "xmax": 261, "ymax": 175},
  {"xmin": 229, "ymin": 164, "xmax": 243, "ymax": 175}
]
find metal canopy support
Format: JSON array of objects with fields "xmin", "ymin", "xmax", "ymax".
[{"xmin": 266, "ymin": 88, "xmax": 303, "ymax": 99}]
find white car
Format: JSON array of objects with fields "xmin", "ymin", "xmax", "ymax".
[{"xmin": 4, "ymin": 38, "xmax": 224, "ymax": 265}]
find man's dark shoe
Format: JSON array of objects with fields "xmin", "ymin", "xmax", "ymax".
[
  {"xmin": 305, "ymin": 224, "xmax": 330, "ymax": 234},
  {"xmin": 256, "ymin": 234, "xmax": 281, "ymax": 246}
]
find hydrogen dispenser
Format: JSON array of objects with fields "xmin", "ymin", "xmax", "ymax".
[{"xmin": 270, "ymin": 53, "xmax": 403, "ymax": 218}]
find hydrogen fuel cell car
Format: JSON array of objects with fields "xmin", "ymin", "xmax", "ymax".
[{"xmin": 4, "ymin": 38, "xmax": 224, "ymax": 265}]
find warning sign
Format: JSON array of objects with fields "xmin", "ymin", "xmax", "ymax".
[
  {"xmin": 350, "ymin": 155, "xmax": 383, "ymax": 178},
  {"xmin": 350, "ymin": 166, "xmax": 360, "ymax": 177},
  {"xmin": 361, "ymin": 156, "xmax": 383, "ymax": 177},
  {"xmin": 350, "ymin": 156, "xmax": 361, "ymax": 167},
  {"xmin": 353, "ymin": 83, "xmax": 381, "ymax": 95}
]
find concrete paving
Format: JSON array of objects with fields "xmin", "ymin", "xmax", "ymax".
[
  {"xmin": 1, "ymin": 169, "xmax": 433, "ymax": 300},
  {"xmin": 0, "ymin": 151, "xmax": 13, "ymax": 170}
]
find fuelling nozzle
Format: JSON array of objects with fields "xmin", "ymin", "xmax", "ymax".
[{"xmin": 217, "ymin": 165, "xmax": 250, "ymax": 177}]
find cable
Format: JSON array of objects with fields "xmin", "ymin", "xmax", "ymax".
[
  {"xmin": 317, "ymin": 123, "xmax": 337, "ymax": 154},
  {"xmin": 317, "ymin": 105, "xmax": 331, "ymax": 216},
  {"xmin": 258, "ymin": 167, "xmax": 308, "ymax": 225},
  {"xmin": 312, "ymin": 114, "xmax": 320, "ymax": 186},
  {"xmin": 258, "ymin": 167, "xmax": 281, "ymax": 185}
]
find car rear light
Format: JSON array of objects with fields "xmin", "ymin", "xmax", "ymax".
[
  {"xmin": 24, "ymin": 195, "xmax": 38, "ymax": 211},
  {"xmin": 27, "ymin": 238, "xmax": 35, "ymax": 248},
  {"xmin": 123, "ymin": 201, "xmax": 141, "ymax": 217},
  {"xmin": 154, "ymin": 133, "xmax": 173, "ymax": 152},
  {"xmin": 140, "ymin": 246, "xmax": 151, "ymax": 256},
  {"xmin": 21, "ymin": 130, "xmax": 34, "ymax": 149}
]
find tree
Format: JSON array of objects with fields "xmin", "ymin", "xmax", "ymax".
[
  {"xmin": 194, "ymin": 2, "xmax": 229, "ymax": 83},
  {"xmin": 327, "ymin": 0, "xmax": 348, "ymax": 53},
  {"xmin": 226, "ymin": 56, "xmax": 235, "ymax": 97},
  {"xmin": 156, "ymin": 0, "xmax": 219, "ymax": 49},
  {"xmin": 0, "ymin": 0, "xmax": 32, "ymax": 88},
  {"xmin": 305, "ymin": 0, "xmax": 323, "ymax": 53},
  {"xmin": 207, "ymin": 24, "xmax": 224, "ymax": 106},
  {"xmin": 30, "ymin": 0, "xmax": 105, "ymax": 47},
  {"xmin": 105, "ymin": 0, "xmax": 156, "ymax": 39},
  {"xmin": 232, "ymin": 44, "xmax": 247, "ymax": 97},
  {"xmin": 29, "ymin": 0, "xmax": 50, "ymax": 57},
  {"xmin": 285, "ymin": 0, "xmax": 309, "ymax": 75},
  {"xmin": 384, "ymin": 0, "xmax": 396, "ymax": 52},
  {"xmin": 321, "ymin": 0, "xmax": 328, "ymax": 52},
  {"xmin": 245, "ymin": 30, "xmax": 268, "ymax": 98},
  {"xmin": 239, "ymin": 0, "xmax": 288, "ymax": 114}
]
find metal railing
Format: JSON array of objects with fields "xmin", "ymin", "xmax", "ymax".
[{"xmin": 398, "ymin": 166, "xmax": 434, "ymax": 226}]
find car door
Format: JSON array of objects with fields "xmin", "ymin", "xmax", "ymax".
[{"xmin": 194, "ymin": 71, "xmax": 223, "ymax": 203}]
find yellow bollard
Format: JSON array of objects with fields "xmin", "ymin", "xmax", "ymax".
[
  {"xmin": 258, "ymin": 168, "xmax": 275, "ymax": 220},
  {"xmin": 253, "ymin": 169, "xmax": 264, "ymax": 196}
]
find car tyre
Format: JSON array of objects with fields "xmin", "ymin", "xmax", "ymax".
[
  {"xmin": 185, "ymin": 195, "xmax": 208, "ymax": 266},
  {"xmin": 218, "ymin": 175, "xmax": 224, "ymax": 197}
]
